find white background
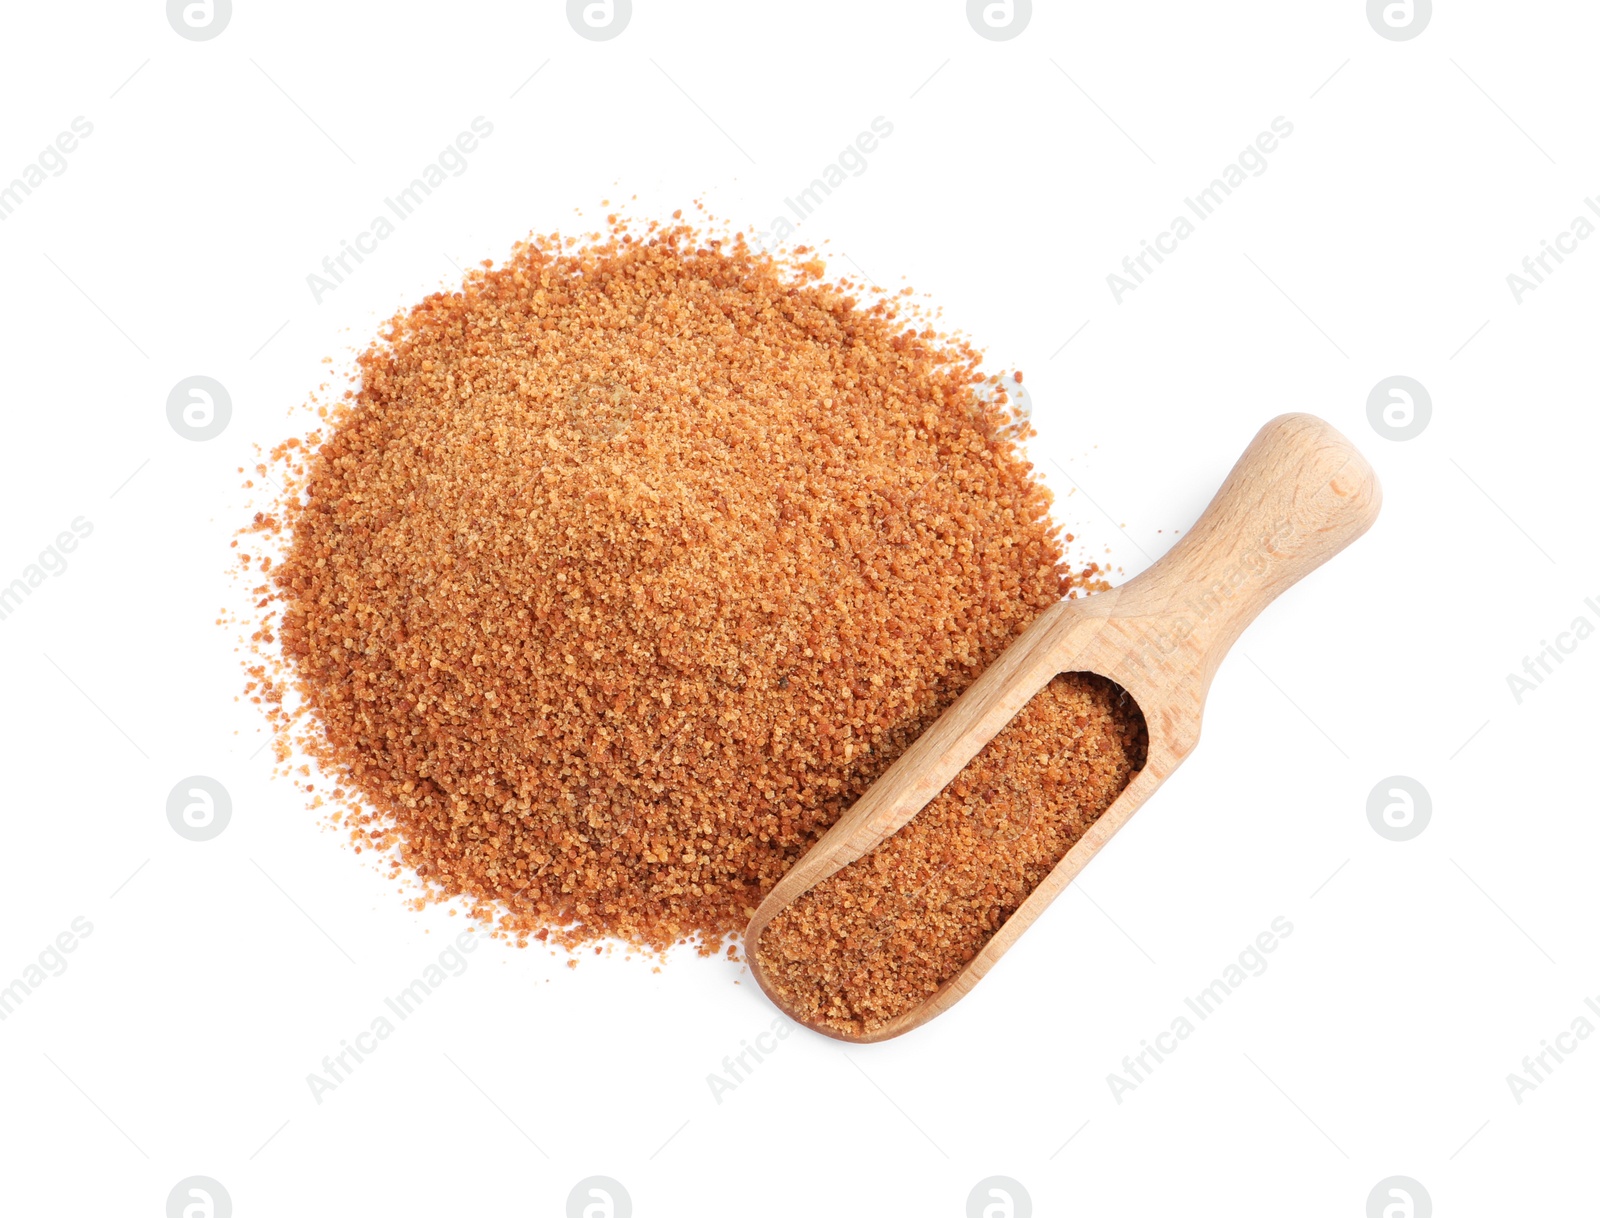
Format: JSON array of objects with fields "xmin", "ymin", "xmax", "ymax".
[{"xmin": 0, "ymin": 1, "xmax": 1595, "ymax": 1214}]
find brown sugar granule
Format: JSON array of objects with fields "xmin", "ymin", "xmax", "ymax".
[
  {"xmin": 755, "ymin": 672, "xmax": 1147, "ymax": 1037},
  {"xmin": 264, "ymin": 216, "xmax": 1101, "ymax": 953}
]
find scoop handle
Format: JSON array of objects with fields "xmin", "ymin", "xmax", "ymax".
[{"xmin": 1098, "ymin": 412, "xmax": 1381, "ymax": 690}]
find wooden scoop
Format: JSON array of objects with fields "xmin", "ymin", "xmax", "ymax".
[{"xmin": 745, "ymin": 413, "xmax": 1381, "ymax": 1041}]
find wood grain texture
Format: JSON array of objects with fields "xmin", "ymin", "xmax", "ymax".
[{"xmin": 745, "ymin": 413, "xmax": 1382, "ymax": 1042}]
